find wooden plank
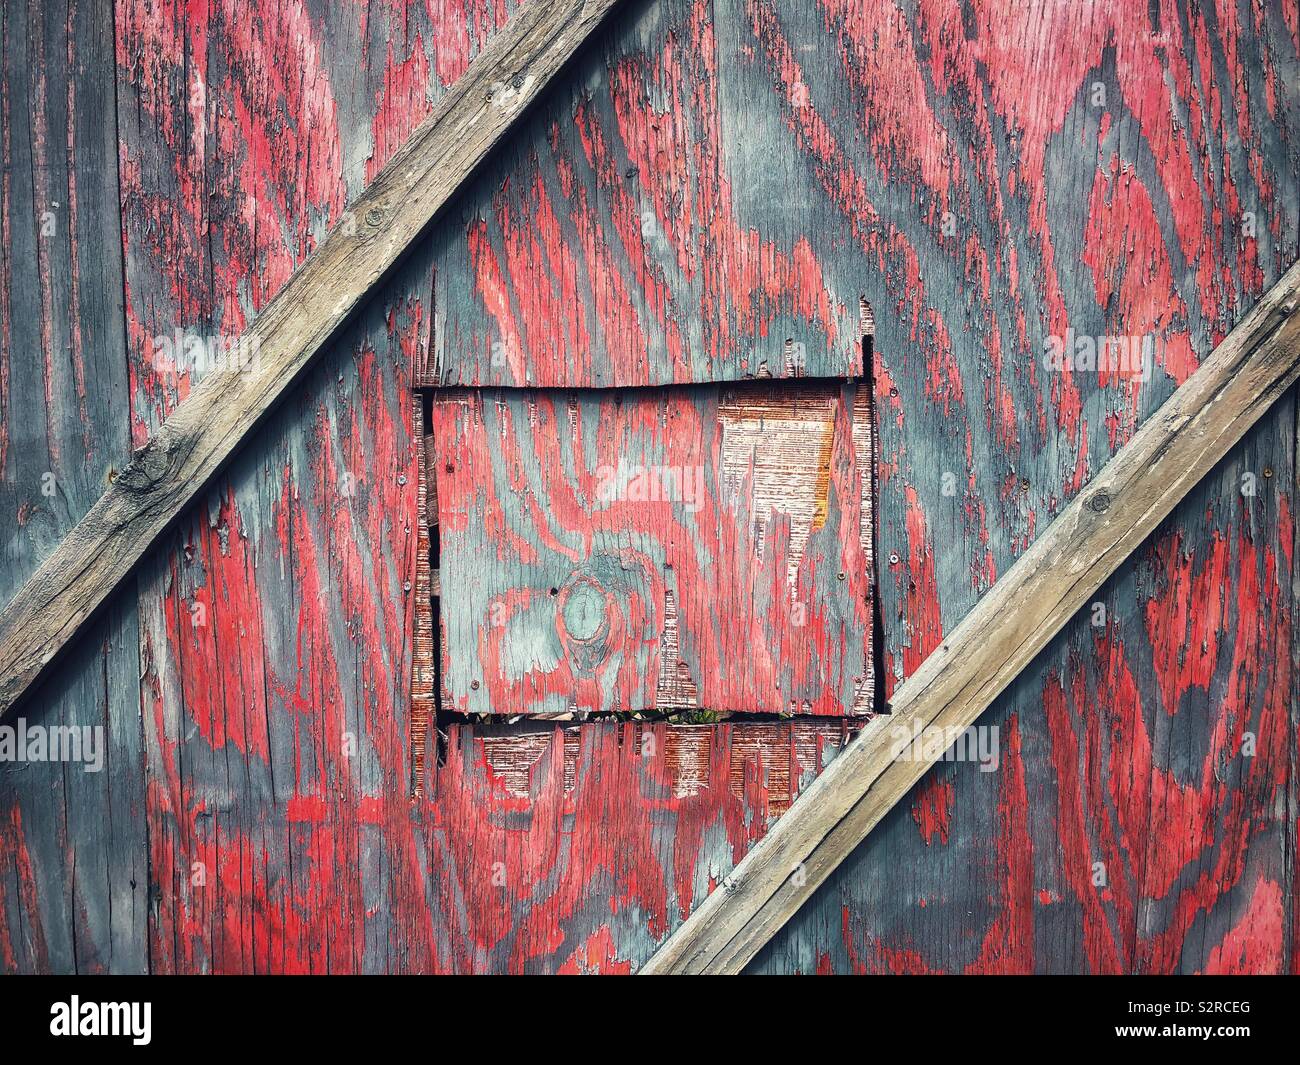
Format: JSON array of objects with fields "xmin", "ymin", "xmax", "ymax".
[
  {"xmin": 431, "ymin": 380, "xmax": 875, "ymax": 715},
  {"xmin": 733, "ymin": 0, "xmax": 1300, "ymax": 974},
  {"xmin": 0, "ymin": 0, "xmax": 148, "ymax": 974},
  {"xmin": 1290, "ymin": 387, "xmax": 1300, "ymax": 975},
  {"xmin": 0, "ymin": 0, "xmax": 625, "ymax": 719},
  {"xmin": 431, "ymin": 0, "xmax": 865, "ymax": 388},
  {"xmin": 112, "ymin": 0, "xmax": 489, "ymax": 974},
  {"xmin": 641, "ymin": 260, "xmax": 1300, "ymax": 974}
]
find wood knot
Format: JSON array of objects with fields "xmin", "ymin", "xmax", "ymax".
[
  {"xmin": 115, "ymin": 436, "xmax": 173, "ymax": 493},
  {"xmin": 1087, "ymin": 490, "xmax": 1112, "ymax": 514},
  {"xmin": 560, "ymin": 580, "xmax": 607, "ymax": 643}
]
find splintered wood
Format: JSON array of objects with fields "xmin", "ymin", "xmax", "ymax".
[
  {"xmin": 411, "ymin": 400, "xmax": 436, "ymax": 793},
  {"xmin": 430, "ymin": 380, "xmax": 876, "ymax": 716}
]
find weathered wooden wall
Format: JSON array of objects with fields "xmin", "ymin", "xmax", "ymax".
[{"xmin": 2, "ymin": 0, "xmax": 1298, "ymax": 973}]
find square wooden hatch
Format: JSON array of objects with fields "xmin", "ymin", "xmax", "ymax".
[{"xmin": 429, "ymin": 379, "xmax": 876, "ymax": 717}]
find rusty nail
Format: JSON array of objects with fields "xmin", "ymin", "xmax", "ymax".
[
  {"xmin": 1019, "ymin": 478, "xmax": 1030, "ymax": 492},
  {"xmin": 1263, "ymin": 467, "xmax": 1274, "ymax": 478},
  {"xmin": 470, "ymin": 680, "xmax": 480, "ymax": 691}
]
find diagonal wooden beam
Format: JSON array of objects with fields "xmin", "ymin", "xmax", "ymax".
[
  {"xmin": 0, "ymin": 0, "xmax": 623, "ymax": 718},
  {"xmin": 640, "ymin": 260, "xmax": 1300, "ymax": 975}
]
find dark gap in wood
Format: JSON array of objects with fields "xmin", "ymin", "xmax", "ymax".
[
  {"xmin": 423, "ymin": 390, "xmax": 450, "ymax": 773},
  {"xmin": 434, "ymin": 373, "xmax": 864, "ymax": 403},
  {"xmin": 433, "ymin": 708, "xmax": 857, "ymax": 733},
  {"xmin": 862, "ymin": 310, "xmax": 888, "ymax": 718}
]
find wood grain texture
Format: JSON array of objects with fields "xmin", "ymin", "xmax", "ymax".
[
  {"xmin": 754, "ymin": 390, "xmax": 1297, "ymax": 974},
  {"xmin": 429, "ymin": 0, "xmax": 869, "ymax": 388},
  {"xmin": 0, "ymin": 0, "xmax": 148, "ymax": 974},
  {"xmin": 0, "ymin": 0, "xmax": 625, "ymax": 718},
  {"xmin": 739, "ymin": 0, "xmax": 1300, "ymax": 975},
  {"xmin": 432, "ymin": 381, "xmax": 875, "ymax": 715},
  {"xmin": 3, "ymin": 0, "xmax": 1299, "ymax": 974},
  {"xmin": 642, "ymin": 261, "xmax": 1300, "ymax": 973},
  {"xmin": 12, "ymin": 0, "xmax": 832, "ymax": 974},
  {"xmin": 422, "ymin": 720, "xmax": 848, "ymax": 971}
]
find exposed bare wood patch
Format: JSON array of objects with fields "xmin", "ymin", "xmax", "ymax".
[
  {"xmin": 654, "ymin": 587, "xmax": 701, "ymax": 708},
  {"xmin": 475, "ymin": 721, "xmax": 853, "ymax": 814},
  {"xmin": 411, "ymin": 400, "xmax": 436, "ymax": 796},
  {"xmin": 850, "ymin": 382, "xmax": 877, "ymax": 714},
  {"xmin": 479, "ymin": 730, "xmax": 573, "ymax": 796},
  {"xmin": 858, "ymin": 297, "xmax": 875, "ymax": 339},
  {"xmin": 717, "ymin": 389, "xmax": 837, "ymax": 584}
]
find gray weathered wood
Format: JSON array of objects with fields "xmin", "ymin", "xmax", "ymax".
[
  {"xmin": 641, "ymin": 260, "xmax": 1300, "ymax": 974},
  {"xmin": 0, "ymin": 0, "xmax": 624, "ymax": 718},
  {"xmin": 0, "ymin": 0, "xmax": 149, "ymax": 972}
]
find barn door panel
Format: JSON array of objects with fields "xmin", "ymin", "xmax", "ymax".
[{"xmin": 431, "ymin": 381, "xmax": 875, "ymax": 717}]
